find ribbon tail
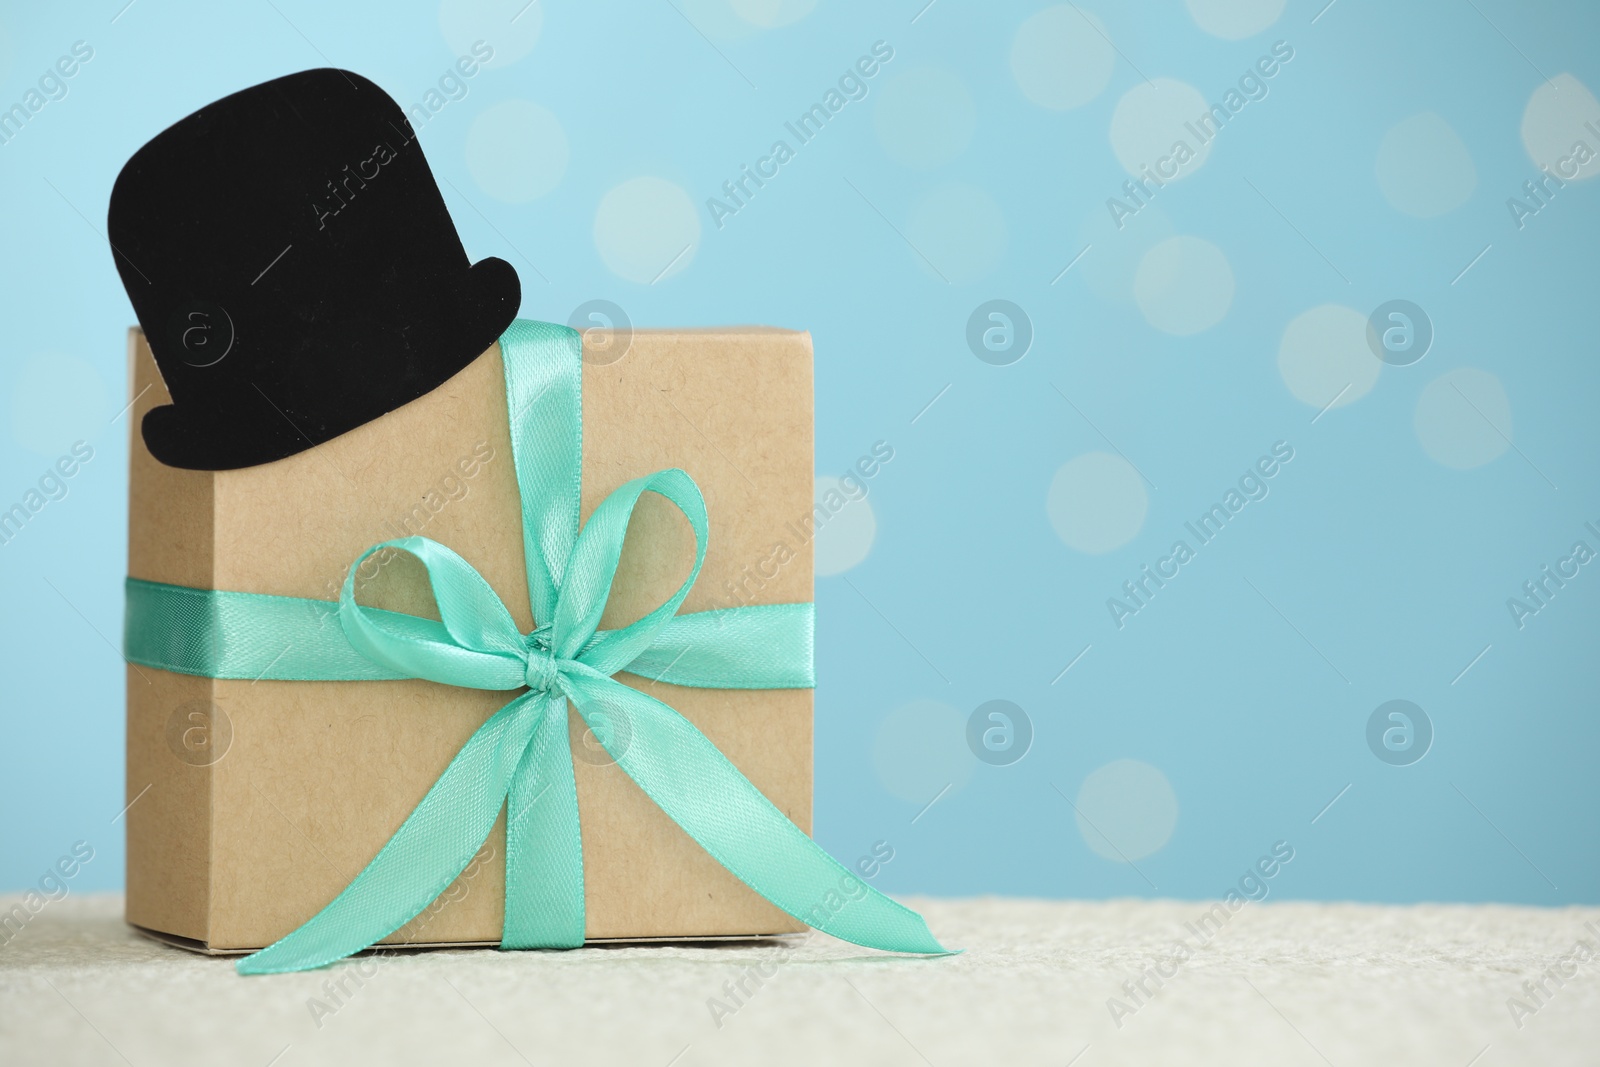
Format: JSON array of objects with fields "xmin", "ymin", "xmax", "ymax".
[
  {"xmin": 501, "ymin": 692, "xmax": 586, "ymax": 949},
  {"xmin": 237, "ymin": 692, "xmax": 544, "ymax": 975},
  {"xmin": 562, "ymin": 673, "xmax": 949, "ymax": 955}
]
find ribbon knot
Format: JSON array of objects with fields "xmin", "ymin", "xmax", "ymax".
[
  {"xmin": 522, "ymin": 647, "xmax": 559, "ymax": 693},
  {"xmin": 523, "ymin": 630, "xmax": 560, "ymax": 693}
]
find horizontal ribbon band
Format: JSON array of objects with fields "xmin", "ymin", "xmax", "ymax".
[{"xmin": 124, "ymin": 578, "xmax": 816, "ymax": 690}]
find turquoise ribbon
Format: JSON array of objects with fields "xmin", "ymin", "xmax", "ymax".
[{"xmin": 123, "ymin": 319, "xmax": 947, "ymax": 973}]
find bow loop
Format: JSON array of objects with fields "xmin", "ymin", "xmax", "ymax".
[
  {"xmin": 338, "ymin": 537, "xmax": 528, "ymax": 691},
  {"xmin": 557, "ymin": 468, "xmax": 711, "ymax": 679}
]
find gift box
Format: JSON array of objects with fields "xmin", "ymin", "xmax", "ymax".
[{"xmin": 124, "ymin": 324, "xmax": 817, "ymax": 952}]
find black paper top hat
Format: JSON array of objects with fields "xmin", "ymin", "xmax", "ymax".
[{"xmin": 109, "ymin": 68, "xmax": 520, "ymax": 471}]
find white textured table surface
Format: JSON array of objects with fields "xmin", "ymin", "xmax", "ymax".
[{"xmin": 2, "ymin": 893, "xmax": 1596, "ymax": 1066}]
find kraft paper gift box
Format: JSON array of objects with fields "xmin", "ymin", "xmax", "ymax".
[{"xmin": 124, "ymin": 325, "xmax": 815, "ymax": 952}]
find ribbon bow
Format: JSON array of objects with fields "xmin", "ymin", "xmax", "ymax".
[{"xmin": 125, "ymin": 320, "xmax": 946, "ymax": 973}]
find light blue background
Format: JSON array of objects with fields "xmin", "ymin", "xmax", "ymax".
[{"xmin": 1, "ymin": 0, "xmax": 1596, "ymax": 907}]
